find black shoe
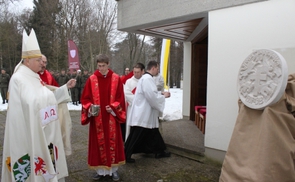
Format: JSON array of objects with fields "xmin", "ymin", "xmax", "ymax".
[
  {"xmin": 126, "ymin": 158, "xmax": 135, "ymax": 163},
  {"xmin": 92, "ymin": 173, "xmax": 102, "ymax": 181},
  {"xmin": 155, "ymin": 151, "xmax": 171, "ymax": 158},
  {"xmin": 112, "ymin": 171, "xmax": 120, "ymax": 181}
]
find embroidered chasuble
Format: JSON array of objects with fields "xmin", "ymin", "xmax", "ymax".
[
  {"xmin": 46, "ymin": 85, "xmax": 72, "ymax": 156},
  {"xmin": 81, "ymin": 69, "xmax": 126, "ymax": 169},
  {"xmin": 39, "ymin": 69, "xmax": 72, "ymax": 156},
  {"xmin": 1, "ymin": 64, "xmax": 69, "ymax": 182}
]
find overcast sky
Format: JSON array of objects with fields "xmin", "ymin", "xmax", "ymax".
[
  {"xmin": 8, "ymin": 0, "xmax": 152, "ymax": 45},
  {"xmin": 10, "ymin": 0, "xmax": 34, "ymax": 11},
  {"xmin": 20, "ymin": 0, "xmax": 34, "ymax": 8}
]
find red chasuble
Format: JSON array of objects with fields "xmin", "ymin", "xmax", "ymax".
[
  {"xmin": 120, "ymin": 71, "xmax": 133, "ymax": 84},
  {"xmin": 38, "ymin": 70, "xmax": 59, "ymax": 86},
  {"xmin": 80, "ymin": 69, "xmax": 126, "ymax": 169}
]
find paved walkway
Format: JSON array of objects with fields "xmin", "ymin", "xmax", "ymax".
[
  {"xmin": 162, "ymin": 118, "xmax": 205, "ymax": 158},
  {"xmin": 0, "ymin": 111, "xmax": 221, "ymax": 182}
]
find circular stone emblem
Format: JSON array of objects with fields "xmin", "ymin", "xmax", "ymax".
[{"xmin": 237, "ymin": 49, "xmax": 288, "ymax": 110}]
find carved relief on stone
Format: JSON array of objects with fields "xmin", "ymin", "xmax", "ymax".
[{"xmin": 237, "ymin": 49, "xmax": 288, "ymax": 110}]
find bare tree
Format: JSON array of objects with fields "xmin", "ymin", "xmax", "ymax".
[
  {"xmin": 111, "ymin": 33, "xmax": 148, "ymax": 75},
  {"xmin": 58, "ymin": 0, "xmax": 118, "ymax": 73},
  {"xmin": 0, "ymin": 2, "xmax": 22, "ymax": 74},
  {"xmin": 0, "ymin": 0, "xmax": 159, "ymax": 77},
  {"xmin": 149, "ymin": 37, "xmax": 162, "ymax": 62},
  {"xmin": 169, "ymin": 41, "xmax": 183, "ymax": 88}
]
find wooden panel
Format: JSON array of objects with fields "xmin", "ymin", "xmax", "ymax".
[
  {"xmin": 192, "ymin": 26, "xmax": 208, "ymax": 43},
  {"xmin": 139, "ymin": 18, "xmax": 203, "ymax": 41}
]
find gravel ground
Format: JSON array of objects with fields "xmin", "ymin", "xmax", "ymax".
[{"xmin": 0, "ymin": 111, "xmax": 221, "ymax": 182}]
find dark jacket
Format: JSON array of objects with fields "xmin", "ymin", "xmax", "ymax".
[
  {"xmin": 0, "ymin": 73, "xmax": 10, "ymax": 88},
  {"xmin": 57, "ymin": 74, "xmax": 69, "ymax": 86},
  {"xmin": 80, "ymin": 74, "xmax": 90, "ymax": 90},
  {"xmin": 71, "ymin": 74, "xmax": 80, "ymax": 88}
]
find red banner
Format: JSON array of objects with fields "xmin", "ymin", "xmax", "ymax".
[{"xmin": 68, "ymin": 40, "xmax": 80, "ymax": 71}]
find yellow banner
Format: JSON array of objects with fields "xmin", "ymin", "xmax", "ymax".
[{"xmin": 160, "ymin": 39, "xmax": 171, "ymax": 89}]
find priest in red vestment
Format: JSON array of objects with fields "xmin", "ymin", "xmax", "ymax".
[
  {"xmin": 120, "ymin": 70, "xmax": 133, "ymax": 84},
  {"xmin": 80, "ymin": 54, "xmax": 126, "ymax": 181},
  {"xmin": 38, "ymin": 54, "xmax": 59, "ymax": 86}
]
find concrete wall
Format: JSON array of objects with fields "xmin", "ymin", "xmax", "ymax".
[
  {"xmin": 182, "ymin": 42, "xmax": 192, "ymax": 117},
  {"xmin": 117, "ymin": 0, "xmax": 265, "ymax": 31},
  {"xmin": 206, "ymin": 0, "xmax": 295, "ymax": 161}
]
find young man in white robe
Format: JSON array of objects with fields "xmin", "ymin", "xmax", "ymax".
[
  {"xmin": 1, "ymin": 29, "xmax": 76, "ymax": 182},
  {"xmin": 124, "ymin": 63, "xmax": 145, "ymax": 140},
  {"xmin": 124, "ymin": 60, "xmax": 171, "ymax": 163},
  {"xmin": 153, "ymin": 70, "xmax": 165, "ymax": 134},
  {"xmin": 153, "ymin": 73, "xmax": 164, "ymax": 93}
]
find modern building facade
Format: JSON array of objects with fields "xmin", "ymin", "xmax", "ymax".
[{"xmin": 116, "ymin": 0, "xmax": 295, "ymax": 162}]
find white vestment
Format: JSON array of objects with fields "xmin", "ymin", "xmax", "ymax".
[
  {"xmin": 46, "ymin": 85, "xmax": 72, "ymax": 156},
  {"xmin": 153, "ymin": 74, "xmax": 165, "ymax": 121},
  {"xmin": 1, "ymin": 64, "xmax": 70, "ymax": 182},
  {"xmin": 153, "ymin": 74, "xmax": 164, "ymax": 92},
  {"xmin": 128, "ymin": 73, "xmax": 165, "ymax": 129},
  {"xmin": 124, "ymin": 76, "xmax": 139, "ymax": 139}
]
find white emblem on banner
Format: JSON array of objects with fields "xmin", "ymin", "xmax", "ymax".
[
  {"xmin": 70, "ymin": 50, "xmax": 76, "ymax": 58},
  {"xmin": 40, "ymin": 105, "xmax": 58, "ymax": 126}
]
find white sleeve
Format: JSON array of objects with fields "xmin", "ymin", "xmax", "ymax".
[
  {"xmin": 157, "ymin": 75, "xmax": 165, "ymax": 92},
  {"xmin": 142, "ymin": 78, "xmax": 165, "ymax": 112},
  {"xmin": 53, "ymin": 85, "xmax": 71, "ymax": 104},
  {"xmin": 124, "ymin": 80, "xmax": 134, "ymax": 105}
]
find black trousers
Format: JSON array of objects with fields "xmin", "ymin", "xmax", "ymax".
[
  {"xmin": 124, "ymin": 126, "xmax": 166, "ymax": 158},
  {"xmin": 1, "ymin": 87, "xmax": 7, "ymax": 102},
  {"xmin": 121, "ymin": 123, "xmax": 126, "ymax": 142},
  {"xmin": 71, "ymin": 87, "xmax": 79, "ymax": 102}
]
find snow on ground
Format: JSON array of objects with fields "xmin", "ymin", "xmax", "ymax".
[
  {"xmin": 0, "ymin": 88, "xmax": 183, "ymax": 121},
  {"xmin": 162, "ymin": 88, "xmax": 183, "ymax": 121}
]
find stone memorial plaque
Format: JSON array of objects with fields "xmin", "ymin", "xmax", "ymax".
[{"xmin": 237, "ymin": 49, "xmax": 288, "ymax": 110}]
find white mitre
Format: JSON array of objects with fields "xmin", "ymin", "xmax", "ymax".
[
  {"xmin": 14, "ymin": 29, "xmax": 42, "ymax": 73},
  {"xmin": 21, "ymin": 29, "xmax": 29, "ymax": 56},
  {"xmin": 22, "ymin": 29, "xmax": 42, "ymax": 59}
]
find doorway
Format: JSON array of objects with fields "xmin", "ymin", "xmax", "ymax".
[{"xmin": 190, "ymin": 34, "xmax": 208, "ymax": 121}]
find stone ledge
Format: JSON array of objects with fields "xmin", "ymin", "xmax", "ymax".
[{"xmin": 167, "ymin": 144, "xmax": 205, "ymax": 163}]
